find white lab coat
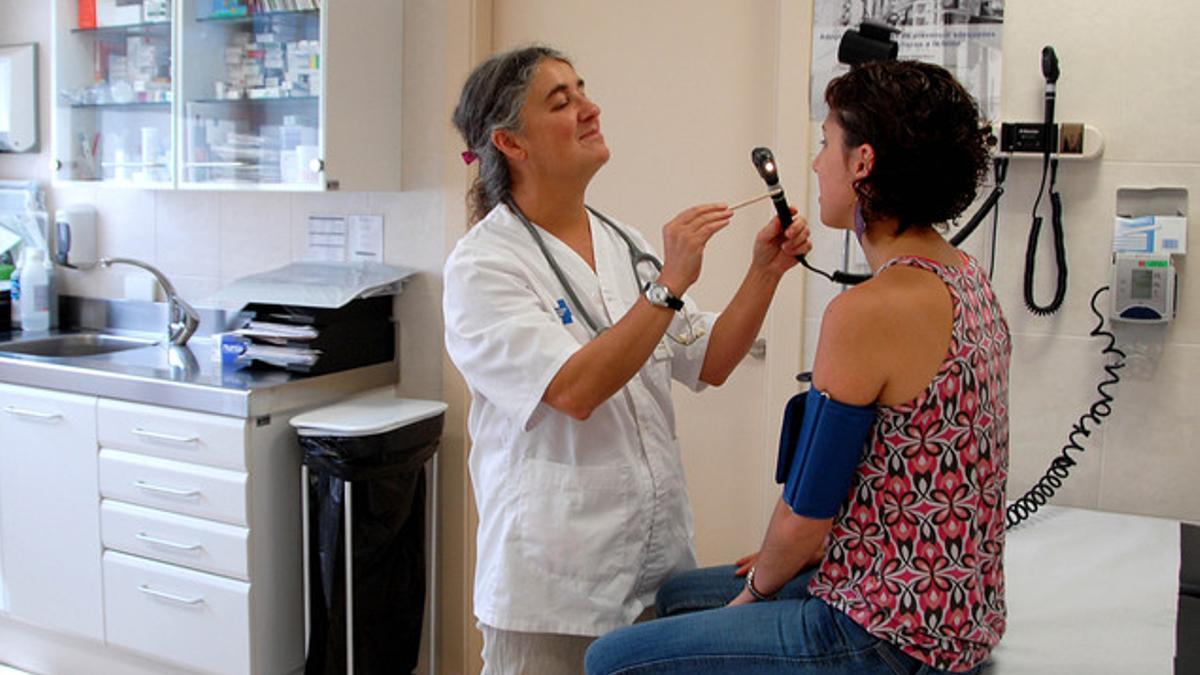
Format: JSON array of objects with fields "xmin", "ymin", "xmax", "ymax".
[{"xmin": 443, "ymin": 203, "xmax": 717, "ymax": 636}]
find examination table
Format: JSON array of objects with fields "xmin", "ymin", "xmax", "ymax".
[{"xmin": 982, "ymin": 505, "xmax": 1193, "ymax": 674}]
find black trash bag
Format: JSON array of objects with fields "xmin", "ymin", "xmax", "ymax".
[{"xmin": 302, "ymin": 414, "xmax": 442, "ymax": 675}]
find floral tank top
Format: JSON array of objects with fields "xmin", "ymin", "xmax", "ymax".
[{"xmin": 808, "ymin": 253, "xmax": 1011, "ymax": 673}]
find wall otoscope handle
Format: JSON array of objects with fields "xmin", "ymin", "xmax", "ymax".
[{"xmin": 771, "ymin": 188, "xmax": 794, "ymax": 230}]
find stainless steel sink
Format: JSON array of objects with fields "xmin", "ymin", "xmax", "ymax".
[{"xmin": 0, "ymin": 333, "xmax": 160, "ymax": 358}]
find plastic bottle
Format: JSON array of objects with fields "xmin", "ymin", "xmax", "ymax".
[
  {"xmin": 41, "ymin": 246, "xmax": 58, "ymax": 329},
  {"xmin": 9, "ymin": 249, "xmax": 23, "ymax": 330},
  {"xmin": 18, "ymin": 248, "xmax": 50, "ymax": 332}
]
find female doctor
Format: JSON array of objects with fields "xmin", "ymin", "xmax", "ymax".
[{"xmin": 443, "ymin": 45, "xmax": 812, "ymax": 674}]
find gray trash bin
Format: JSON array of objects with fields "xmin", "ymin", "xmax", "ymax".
[{"xmin": 291, "ymin": 388, "xmax": 447, "ymax": 675}]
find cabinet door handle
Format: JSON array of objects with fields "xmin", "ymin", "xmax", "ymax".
[
  {"xmin": 135, "ymin": 480, "xmax": 202, "ymax": 499},
  {"xmin": 3, "ymin": 405, "xmax": 64, "ymax": 421},
  {"xmin": 136, "ymin": 532, "xmax": 204, "ymax": 551},
  {"xmin": 138, "ymin": 584, "xmax": 205, "ymax": 606},
  {"xmin": 132, "ymin": 427, "xmax": 200, "ymax": 444}
]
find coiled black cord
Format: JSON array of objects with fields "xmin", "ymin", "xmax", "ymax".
[
  {"xmin": 1006, "ymin": 286, "xmax": 1126, "ymax": 529},
  {"xmin": 1022, "ymin": 159, "xmax": 1069, "ymax": 315}
]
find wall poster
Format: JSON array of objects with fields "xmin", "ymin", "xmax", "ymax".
[{"xmin": 811, "ymin": 0, "xmax": 1005, "ymax": 122}]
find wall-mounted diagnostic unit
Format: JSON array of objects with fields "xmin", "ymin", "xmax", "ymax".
[
  {"xmin": 1111, "ymin": 188, "xmax": 1187, "ymax": 323},
  {"xmin": 1111, "ymin": 254, "xmax": 1175, "ymax": 323}
]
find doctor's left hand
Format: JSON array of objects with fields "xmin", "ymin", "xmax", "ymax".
[{"xmin": 751, "ymin": 208, "xmax": 811, "ymax": 277}]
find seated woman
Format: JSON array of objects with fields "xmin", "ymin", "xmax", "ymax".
[{"xmin": 586, "ymin": 60, "xmax": 1010, "ymax": 675}]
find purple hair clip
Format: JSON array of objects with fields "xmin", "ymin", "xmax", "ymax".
[{"xmin": 461, "ymin": 150, "xmax": 479, "ymax": 165}]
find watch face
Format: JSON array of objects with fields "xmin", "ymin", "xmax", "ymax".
[{"xmin": 648, "ymin": 284, "xmax": 667, "ymax": 304}]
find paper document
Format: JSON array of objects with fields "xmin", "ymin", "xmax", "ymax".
[
  {"xmin": 235, "ymin": 321, "xmax": 320, "ymax": 341},
  {"xmin": 306, "ymin": 216, "xmax": 348, "ymax": 261},
  {"xmin": 348, "ymin": 214, "xmax": 384, "ymax": 262},
  {"xmin": 244, "ymin": 344, "xmax": 322, "ymax": 368}
]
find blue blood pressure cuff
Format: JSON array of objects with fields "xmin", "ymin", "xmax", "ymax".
[{"xmin": 775, "ymin": 388, "xmax": 876, "ymax": 519}]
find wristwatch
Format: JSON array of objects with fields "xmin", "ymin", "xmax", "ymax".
[{"xmin": 643, "ymin": 282, "xmax": 684, "ymax": 311}]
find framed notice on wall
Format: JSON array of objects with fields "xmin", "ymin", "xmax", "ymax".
[{"xmin": 810, "ymin": 0, "xmax": 1004, "ymax": 122}]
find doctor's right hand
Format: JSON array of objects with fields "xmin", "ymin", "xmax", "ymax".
[{"xmin": 656, "ymin": 204, "xmax": 733, "ymax": 296}]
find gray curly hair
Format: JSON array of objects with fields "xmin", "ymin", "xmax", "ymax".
[{"xmin": 452, "ymin": 45, "xmax": 570, "ymax": 224}]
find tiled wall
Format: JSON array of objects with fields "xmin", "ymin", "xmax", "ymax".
[
  {"xmin": 803, "ymin": 1, "xmax": 1200, "ymax": 523},
  {"xmin": 0, "ymin": 0, "xmax": 451, "ymax": 403}
]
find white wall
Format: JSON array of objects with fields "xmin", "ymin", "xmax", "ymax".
[{"xmin": 803, "ymin": 1, "xmax": 1200, "ymax": 523}]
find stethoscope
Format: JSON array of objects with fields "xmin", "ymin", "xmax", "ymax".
[{"xmin": 506, "ymin": 199, "xmax": 703, "ymax": 344}]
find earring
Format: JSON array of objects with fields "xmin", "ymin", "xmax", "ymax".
[{"xmin": 853, "ymin": 202, "xmax": 867, "ymax": 241}]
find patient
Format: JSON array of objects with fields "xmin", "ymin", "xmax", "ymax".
[{"xmin": 586, "ymin": 60, "xmax": 1011, "ymax": 674}]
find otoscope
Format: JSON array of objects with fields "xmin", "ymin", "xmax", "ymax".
[{"xmin": 751, "ymin": 146, "xmax": 869, "ymax": 285}]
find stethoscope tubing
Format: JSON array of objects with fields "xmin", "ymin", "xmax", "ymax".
[{"xmin": 507, "ymin": 200, "xmax": 662, "ymax": 337}]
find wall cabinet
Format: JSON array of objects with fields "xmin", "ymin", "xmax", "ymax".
[{"xmin": 51, "ymin": 0, "xmax": 404, "ymax": 191}]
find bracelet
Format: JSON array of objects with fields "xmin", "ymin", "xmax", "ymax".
[{"xmin": 745, "ymin": 565, "xmax": 776, "ymax": 602}]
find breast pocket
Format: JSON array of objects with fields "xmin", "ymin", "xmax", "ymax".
[{"xmin": 516, "ymin": 459, "xmax": 637, "ymax": 584}]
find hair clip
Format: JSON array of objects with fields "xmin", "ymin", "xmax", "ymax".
[{"xmin": 461, "ymin": 150, "xmax": 479, "ymax": 165}]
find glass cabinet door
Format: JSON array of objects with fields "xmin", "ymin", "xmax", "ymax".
[
  {"xmin": 53, "ymin": 0, "xmax": 174, "ymax": 186},
  {"xmin": 179, "ymin": 1, "xmax": 322, "ymax": 189}
]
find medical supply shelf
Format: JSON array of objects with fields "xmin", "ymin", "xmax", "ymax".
[
  {"xmin": 51, "ymin": 0, "xmax": 404, "ymax": 192},
  {"xmin": 196, "ymin": 8, "xmax": 319, "ymax": 24}
]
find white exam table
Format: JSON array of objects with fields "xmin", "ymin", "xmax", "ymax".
[{"xmin": 986, "ymin": 505, "xmax": 1184, "ymax": 674}]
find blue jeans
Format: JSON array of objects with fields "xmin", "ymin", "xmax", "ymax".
[{"xmin": 585, "ymin": 565, "xmax": 982, "ymax": 675}]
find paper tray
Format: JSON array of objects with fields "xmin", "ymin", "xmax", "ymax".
[{"xmin": 206, "ymin": 261, "xmax": 416, "ymax": 310}]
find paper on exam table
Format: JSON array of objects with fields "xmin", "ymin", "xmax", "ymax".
[
  {"xmin": 205, "ymin": 261, "xmax": 416, "ymax": 310},
  {"xmin": 988, "ymin": 505, "xmax": 1179, "ymax": 674}
]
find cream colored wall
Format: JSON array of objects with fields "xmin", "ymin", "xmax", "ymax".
[
  {"xmin": 802, "ymin": 1, "xmax": 1200, "ymax": 523},
  {"xmin": 491, "ymin": 0, "xmax": 813, "ymax": 570},
  {"xmin": 8, "ymin": 0, "xmax": 1200, "ymax": 672}
]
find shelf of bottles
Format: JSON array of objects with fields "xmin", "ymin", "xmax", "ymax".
[
  {"xmin": 55, "ymin": 1, "xmax": 174, "ymax": 185},
  {"xmin": 181, "ymin": 1, "xmax": 322, "ymax": 188}
]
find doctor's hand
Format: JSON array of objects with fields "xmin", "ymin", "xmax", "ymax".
[
  {"xmin": 656, "ymin": 204, "xmax": 734, "ymax": 296},
  {"xmin": 751, "ymin": 208, "xmax": 811, "ymax": 277}
]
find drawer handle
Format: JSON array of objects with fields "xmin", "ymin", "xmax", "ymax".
[
  {"xmin": 132, "ymin": 428, "xmax": 200, "ymax": 444},
  {"xmin": 135, "ymin": 481, "xmax": 202, "ymax": 499},
  {"xmin": 138, "ymin": 584, "xmax": 205, "ymax": 606},
  {"xmin": 3, "ymin": 406, "xmax": 64, "ymax": 421},
  {"xmin": 136, "ymin": 532, "xmax": 204, "ymax": 552}
]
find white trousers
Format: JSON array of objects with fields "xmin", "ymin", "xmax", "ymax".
[{"xmin": 478, "ymin": 623, "xmax": 596, "ymax": 675}]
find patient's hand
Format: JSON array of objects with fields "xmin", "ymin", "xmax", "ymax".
[
  {"xmin": 734, "ymin": 542, "xmax": 826, "ymax": 578},
  {"xmin": 734, "ymin": 551, "xmax": 758, "ymax": 577}
]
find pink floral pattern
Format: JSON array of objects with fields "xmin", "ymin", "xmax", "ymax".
[{"xmin": 809, "ymin": 253, "xmax": 1011, "ymax": 673}]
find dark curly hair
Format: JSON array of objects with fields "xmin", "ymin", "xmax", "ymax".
[{"xmin": 825, "ymin": 60, "xmax": 990, "ymax": 234}]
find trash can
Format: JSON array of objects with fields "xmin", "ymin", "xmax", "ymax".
[{"xmin": 291, "ymin": 388, "xmax": 448, "ymax": 675}]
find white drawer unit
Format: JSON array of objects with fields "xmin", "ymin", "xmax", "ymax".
[
  {"xmin": 99, "ymin": 398, "xmax": 249, "ymax": 471},
  {"xmin": 101, "ymin": 500, "xmax": 250, "ymax": 581},
  {"xmin": 103, "ymin": 551, "xmax": 251, "ymax": 675},
  {"xmin": 99, "ymin": 449, "xmax": 249, "ymax": 526}
]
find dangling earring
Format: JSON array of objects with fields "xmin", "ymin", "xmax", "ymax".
[{"xmin": 853, "ymin": 202, "xmax": 867, "ymax": 242}]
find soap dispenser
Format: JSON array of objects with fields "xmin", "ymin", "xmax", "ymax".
[{"xmin": 55, "ymin": 205, "xmax": 98, "ymax": 269}]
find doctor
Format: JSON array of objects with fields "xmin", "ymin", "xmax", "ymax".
[{"xmin": 443, "ymin": 45, "xmax": 811, "ymax": 674}]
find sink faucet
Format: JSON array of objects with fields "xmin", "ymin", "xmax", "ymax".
[{"xmin": 99, "ymin": 257, "xmax": 200, "ymax": 346}]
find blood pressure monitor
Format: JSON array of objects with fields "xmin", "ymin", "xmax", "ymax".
[{"xmin": 1111, "ymin": 253, "xmax": 1176, "ymax": 323}]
